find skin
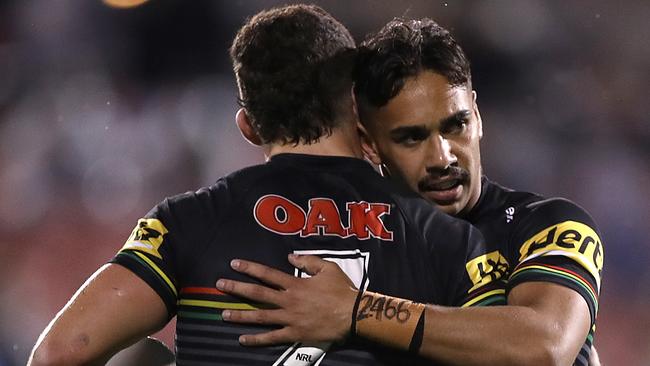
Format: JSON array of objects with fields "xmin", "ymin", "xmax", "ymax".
[
  {"xmin": 217, "ymin": 71, "xmax": 597, "ymax": 365},
  {"xmin": 28, "ymin": 264, "xmax": 168, "ymax": 365},
  {"xmin": 359, "ymin": 71, "xmax": 483, "ymax": 217},
  {"xmin": 219, "ymin": 256, "xmax": 590, "ymax": 365}
]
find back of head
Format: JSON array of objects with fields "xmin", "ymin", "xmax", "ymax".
[
  {"xmin": 231, "ymin": 5, "xmax": 356, "ymax": 145},
  {"xmin": 355, "ymin": 18, "xmax": 471, "ymax": 110}
]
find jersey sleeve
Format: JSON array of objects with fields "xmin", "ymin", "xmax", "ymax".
[
  {"xmin": 110, "ymin": 180, "xmax": 229, "ymax": 318},
  {"xmin": 460, "ymin": 247, "xmax": 508, "ymax": 308},
  {"xmin": 506, "ymin": 198, "xmax": 604, "ymax": 324}
]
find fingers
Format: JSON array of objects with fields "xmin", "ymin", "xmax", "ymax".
[
  {"xmin": 229, "ymin": 259, "xmax": 295, "ymax": 289},
  {"xmin": 216, "ymin": 278, "xmax": 282, "ymax": 305},
  {"xmin": 290, "ymin": 255, "xmax": 356, "ymax": 288},
  {"xmin": 222, "ymin": 310, "xmax": 296, "ymax": 346},
  {"xmin": 288, "ymin": 254, "xmax": 328, "ymax": 276},
  {"xmin": 589, "ymin": 345, "xmax": 601, "ymax": 366},
  {"xmin": 238, "ymin": 328, "xmax": 297, "ymax": 347},
  {"xmin": 222, "ymin": 309, "xmax": 286, "ymax": 326}
]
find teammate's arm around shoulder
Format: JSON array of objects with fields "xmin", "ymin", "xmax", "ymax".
[
  {"xmin": 215, "ymin": 211, "xmax": 595, "ymax": 365},
  {"xmin": 28, "ymin": 263, "xmax": 169, "ymax": 366}
]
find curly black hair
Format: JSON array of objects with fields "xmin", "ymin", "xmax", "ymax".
[
  {"xmin": 355, "ymin": 18, "xmax": 471, "ymax": 109},
  {"xmin": 230, "ymin": 5, "xmax": 356, "ymax": 145}
]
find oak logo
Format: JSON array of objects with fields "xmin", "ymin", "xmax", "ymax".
[
  {"xmin": 518, "ymin": 220, "xmax": 603, "ymax": 287},
  {"xmin": 253, "ymin": 195, "xmax": 393, "ymax": 241},
  {"xmin": 465, "ymin": 251, "xmax": 509, "ymax": 292},
  {"xmin": 120, "ymin": 218, "xmax": 168, "ymax": 259}
]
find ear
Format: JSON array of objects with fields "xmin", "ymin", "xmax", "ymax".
[
  {"xmin": 236, "ymin": 108, "xmax": 263, "ymax": 146},
  {"xmin": 357, "ymin": 122, "xmax": 382, "ymax": 165},
  {"xmin": 350, "ymin": 86, "xmax": 360, "ymax": 121},
  {"xmin": 472, "ymin": 90, "xmax": 483, "ymax": 140}
]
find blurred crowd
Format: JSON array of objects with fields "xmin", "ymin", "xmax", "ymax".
[{"xmin": 0, "ymin": 1, "xmax": 648, "ymax": 364}]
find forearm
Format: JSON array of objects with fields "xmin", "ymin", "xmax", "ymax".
[
  {"xmin": 216, "ymin": 257, "xmax": 592, "ymax": 365},
  {"xmin": 353, "ymin": 283, "xmax": 590, "ymax": 366},
  {"xmin": 418, "ymin": 304, "xmax": 564, "ymax": 365}
]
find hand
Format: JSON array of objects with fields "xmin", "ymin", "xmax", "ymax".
[
  {"xmin": 589, "ymin": 345, "xmax": 601, "ymax": 366},
  {"xmin": 216, "ymin": 254, "xmax": 358, "ymax": 346}
]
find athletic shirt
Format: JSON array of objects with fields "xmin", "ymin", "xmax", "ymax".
[
  {"xmin": 111, "ymin": 154, "xmax": 487, "ymax": 366},
  {"xmin": 462, "ymin": 177, "xmax": 603, "ymax": 366}
]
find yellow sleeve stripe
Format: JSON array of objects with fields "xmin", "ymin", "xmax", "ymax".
[
  {"xmin": 132, "ymin": 251, "xmax": 178, "ymax": 297},
  {"xmin": 517, "ymin": 220, "xmax": 603, "ymax": 288},
  {"xmin": 178, "ymin": 299, "xmax": 259, "ymax": 310},
  {"xmin": 461, "ymin": 289, "xmax": 506, "ymax": 307}
]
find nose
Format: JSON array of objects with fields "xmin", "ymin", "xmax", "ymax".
[{"xmin": 427, "ymin": 135, "xmax": 456, "ymax": 169}]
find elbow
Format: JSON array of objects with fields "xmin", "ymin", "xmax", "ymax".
[
  {"xmin": 29, "ymin": 342, "xmax": 68, "ymax": 366},
  {"xmin": 29, "ymin": 339, "xmax": 94, "ymax": 366},
  {"xmin": 513, "ymin": 340, "xmax": 572, "ymax": 366},
  {"xmin": 523, "ymin": 349, "xmax": 561, "ymax": 366}
]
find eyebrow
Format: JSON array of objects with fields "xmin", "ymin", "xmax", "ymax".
[
  {"xmin": 389, "ymin": 125, "xmax": 429, "ymax": 139},
  {"xmin": 388, "ymin": 110, "xmax": 472, "ymax": 137},
  {"xmin": 439, "ymin": 110, "xmax": 472, "ymax": 127}
]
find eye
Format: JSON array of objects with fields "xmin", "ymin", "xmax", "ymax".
[
  {"xmin": 392, "ymin": 129, "xmax": 429, "ymax": 147},
  {"xmin": 441, "ymin": 116, "xmax": 469, "ymax": 135}
]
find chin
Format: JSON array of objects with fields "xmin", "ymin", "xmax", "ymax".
[
  {"xmin": 423, "ymin": 197, "xmax": 462, "ymax": 216},
  {"xmin": 436, "ymin": 204, "xmax": 462, "ymax": 216}
]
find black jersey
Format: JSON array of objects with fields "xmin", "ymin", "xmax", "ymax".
[
  {"xmin": 111, "ymin": 154, "xmax": 486, "ymax": 366},
  {"xmin": 462, "ymin": 177, "xmax": 603, "ymax": 366}
]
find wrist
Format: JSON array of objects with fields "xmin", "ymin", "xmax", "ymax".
[{"xmin": 350, "ymin": 291, "xmax": 426, "ymax": 353}]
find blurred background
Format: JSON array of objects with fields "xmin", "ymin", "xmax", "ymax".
[{"xmin": 0, "ymin": 0, "xmax": 648, "ymax": 364}]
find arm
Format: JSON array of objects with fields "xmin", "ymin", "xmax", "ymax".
[
  {"xmin": 28, "ymin": 263, "xmax": 169, "ymax": 366},
  {"xmin": 217, "ymin": 255, "xmax": 590, "ymax": 366},
  {"xmin": 589, "ymin": 346, "xmax": 601, "ymax": 366},
  {"xmin": 106, "ymin": 337, "xmax": 175, "ymax": 366},
  {"xmin": 417, "ymin": 282, "xmax": 589, "ymax": 365}
]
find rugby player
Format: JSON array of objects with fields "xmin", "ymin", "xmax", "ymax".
[
  {"xmin": 28, "ymin": 7, "xmax": 490, "ymax": 366},
  {"xmin": 216, "ymin": 18, "xmax": 604, "ymax": 366}
]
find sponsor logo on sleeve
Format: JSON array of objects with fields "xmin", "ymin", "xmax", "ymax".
[
  {"xmin": 518, "ymin": 220, "xmax": 603, "ymax": 288},
  {"xmin": 120, "ymin": 218, "xmax": 169, "ymax": 259},
  {"xmin": 465, "ymin": 250, "xmax": 509, "ymax": 293}
]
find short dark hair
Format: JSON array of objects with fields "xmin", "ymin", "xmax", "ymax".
[
  {"xmin": 355, "ymin": 18, "xmax": 471, "ymax": 109},
  {"xmin": 230, "ymin": 5, "xmax": 356, "ymax": 145}
]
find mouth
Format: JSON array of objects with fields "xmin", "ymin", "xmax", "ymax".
[{"xmin": 419, "ymin": 179, "xmax": 464, "ymax": 206}]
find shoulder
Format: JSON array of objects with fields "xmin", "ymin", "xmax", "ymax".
[
  {"xmin": 510, "ymin": 194, "xmax": 602, "ymax": 259},
  {"xmin": 516, "ymin": 196, "xmax": 599, "ymax": 233},
  {"xmin": 511, "ymin": 195, "xmax": 604, "ymax": 285},
  {"xmin": 153, "ymin": 179, "xmax": 230, "ymax": 221},
  {"xmin": 482, "ymin": 179, "xmax": 597, "ymax": 231}
]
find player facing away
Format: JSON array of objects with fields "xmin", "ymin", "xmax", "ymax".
[
  {"xmin": 216, "ymin": 18, "xmax": 604, "ymax": 366},
  {"xmin": 29, "ymin": 6, "xmax": 490, "ymax": 366}
]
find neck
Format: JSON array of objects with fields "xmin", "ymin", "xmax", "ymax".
[{"xmin": 265, "ymin": 120, "xmax": 363, "ymax": 160}]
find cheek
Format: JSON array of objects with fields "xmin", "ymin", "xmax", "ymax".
[
  {"xmin": 393, "ymin": 159, "xmax": 422, "ymax": 188},
  {"xmin": 454, "ymin": 138, "xmax": 480, "ymax": 166},
  {"xmin": 382, "ymin": 152, "xmax": 420, "ymax": 185}
]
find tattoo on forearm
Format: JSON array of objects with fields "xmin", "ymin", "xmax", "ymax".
[
  {"xmin": 353, "ymin": 291, "xmax": 426, "ymax": 352},
  {"xmin": 357, "ymin": 294, "xmax": 411, "ymax": 323}
]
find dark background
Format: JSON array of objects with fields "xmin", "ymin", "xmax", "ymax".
[{"xmin": 0, "ymin": 0, "xmax": 648, "ymax": 364}]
